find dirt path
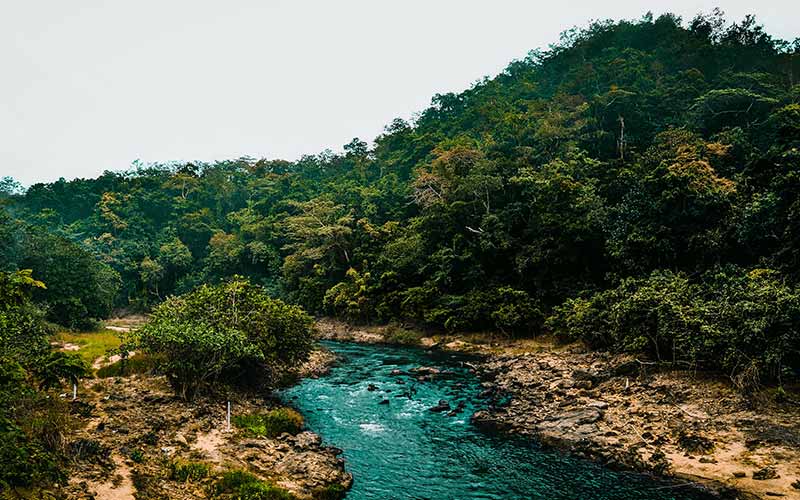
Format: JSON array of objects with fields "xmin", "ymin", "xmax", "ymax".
[
  {"xmin": 87, "ymin": 454, "xmax": 135, "ymax": 500},
  {"xmin": 61, "ymin": 368, "xmax": 350, "ymax": 499}
]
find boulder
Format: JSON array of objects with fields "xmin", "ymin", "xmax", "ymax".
[{"xmin": 428, "ymin": 400, "xmax": 451, "ymax": 413}]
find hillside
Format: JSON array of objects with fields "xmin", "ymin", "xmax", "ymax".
[{"xmin": 3, "ymin": 11, "xmax": 799, "ymax": 384}]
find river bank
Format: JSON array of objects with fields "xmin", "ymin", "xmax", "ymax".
[
  {"xmin": 316, "ymin": 318, "xmax": 800, "ymax": 500},
  {"xmin": 55, "ymin": 319, "xmax": 350, "ymax": 500}
]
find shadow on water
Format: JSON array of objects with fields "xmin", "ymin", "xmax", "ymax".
[{"xmin": 281, "ymin": 341, "xmax": 718, "ymax": 500}]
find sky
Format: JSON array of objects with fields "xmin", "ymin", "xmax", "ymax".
[{"xmin": 1, "ymin": 1, "xmax": 798, "ymax": 186}]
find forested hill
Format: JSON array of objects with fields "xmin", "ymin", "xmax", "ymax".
[{"xmin": 2, "ymin": 12, "xmax": 800, "ymax": 381}]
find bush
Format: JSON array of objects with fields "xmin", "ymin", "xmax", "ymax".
[
  {"xmin": 213, "ymin": 470, "xmax": 296, "ymax": 499},
  {"xmin": 312, "ymin": 484, "xmax": 348, "ymax": 500},
  {"xmin": 382, "ymin": 324, "xmax": 424, "ymax": 346},
  {"xmin": 134, "ymin": 277, "xmax": 314, "ymax": 399},
  {"xmin": 0, "ymin": 271, "xmax": 75, "ymax": 490},
  {"xmin": 168, "ymin": 460, "xmax": 211, "ymax": 482},
  {"xmin": 548, "ymin": 267, "xmax": 800, "ymax": 385},
  {"xmin": 444, "ymin": 287, "xmax": 543, "ymax": 336},
  {"xmin": 232, "ymin": 408, "xmax": 304, "ymax": 438}
]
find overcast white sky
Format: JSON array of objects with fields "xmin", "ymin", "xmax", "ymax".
[{"xmin": 1, "ymin": 1, "xmax": 798, "ymax": 186}]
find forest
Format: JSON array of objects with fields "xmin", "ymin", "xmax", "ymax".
[
  {"xmin": 3, "ymin": 10, "xmax": 800, "ymax": 378},
  {"xmin": 2, "ymin": 10, "xmax": 800, "ymax": 491}
]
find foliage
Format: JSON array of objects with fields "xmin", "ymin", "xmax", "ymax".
[
  {"xmin": 382, "ymin": 324, "xmax": 424, "ymax": 346},
  {"xmin": 0, "ymin": 271, "xmax": 75, "ymax": 490},
  {"xmin": 168, "ymin": 460, "xmax": 211, "ymax": 482},
  {"xmin": 232, "ymin": 408, "xmax": 304, "ymax": 438},
  {"xmin": 95, "ymin": 354, "xmax": 161, "ymax": 378},
  {"xmin": 34, "ymin": 351, "xmax": 91, "ymax": 390},
  {"xmin": 54, "ymin": 329, "xmax": 122, "ymax": 365},
  {"xmin": 134, "ymin": 278, "xmax": 314, "ymax": 399},
  {"xmin": 21, "ymin": 231, "xmax": 121, "ymax": 329},
  {"xmin": 2, "ymin": 12, "xmax": 799, "ymax": 384},
  {"xmin": 547, "ymin": 267, "xmax": 800, "ymax": 382},
  {"xmin": 311, "ymin": 484, "xmax": 348, "ymax": 500},
  {"xmin": 213, "ymin": 470, "xmax": 297, "ymax": 500}
]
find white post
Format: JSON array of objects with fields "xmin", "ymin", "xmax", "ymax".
[
  {"xmin": 226, "ymin": 401, "xmax": 231, "ymax": 432},
  {"xmin": 72, "ymin": 382, "xmax": 77, "ymax": 401}
]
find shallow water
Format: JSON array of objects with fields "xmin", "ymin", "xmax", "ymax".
[{"xmin": 281, "ymin": 341, "xmax": 716, "ymax": 500}]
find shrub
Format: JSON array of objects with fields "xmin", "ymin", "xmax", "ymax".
[
  {"xmin": 134, "ymin": 277, "xmax": 314, "ymax": 399},
  {"xmin": 383, "ymin": 324, "xmax": 424, "ymax": 346},
  {"xmin": 548, "ymin": 267, "xmax": 800, "ymax": 385},
  {"xmin": 69, "ymin": 438, "xmax": 110, "ymax": 463},
  {"xmin": 0, "ymin": 271, "xmax": 74, "ymax": 489},
  {"xmin": 232, "ymin": 408, "xmax": 304, "ymax": 438},
  {"xmin": 129, "ymin": 449, "xmax": 144, "ymax": 463},
  {"xmin": 213, "ymin": 470, "xmax": 296, "ymax": 499},
  {"xmin": 168, "ymin": 460, "xmax": 211, "ymax": 482},
  {"xmin": 443, "ymin": 287, "xmax": 543, "ymax": 336},
  {"xmin": 312, "ymin": 483, "xmax": 348, "ymax": 500}
]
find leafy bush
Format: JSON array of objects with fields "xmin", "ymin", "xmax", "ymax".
[
  {"xmin": 129, "ymin": 448, "xmax": 144, "ymax": 463},
  {"xmin": 415, "ymin": 286, "xmax": 543, "ymax": 336},
  {"xmin": 35, "ymin": 351, "xmax": 91, "ymax": 390},
  {"xmin": 0, "ymin": 416, "xmax": 63, "ymax": 488},
  {"xmin": 548, "ymin": 267, "xmax": 800, "ymax": 385},
  {"xmin": 134, "ymin": 277, "xmax": 314, "ymax": 399},
  {"xmin": 232, "ymin": 408, "xmax": 304, "ymax": 438},
  {"xmin": 0, "ymin": 271, "xmax": 76, "ymax": 490}
]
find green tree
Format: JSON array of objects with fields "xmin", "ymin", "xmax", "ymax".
[{"xmin": 135, "ymin": 277, "xmax": 314, "ymax": 399}]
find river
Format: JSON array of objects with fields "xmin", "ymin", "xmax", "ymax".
[{"xmin": 281, "ymin": 341, "xmax": 717, "ymax": 500}]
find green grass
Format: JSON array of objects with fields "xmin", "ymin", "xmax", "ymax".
[
  {"xmin": 311, "ymin": 484, "xmax": 348, "ymax": 500},
  {"xmin": 232, "ymin": 408, "xmax": 304, "ymax": 438},
  {"xmin": 168, "ymin": 460, "xmax": 211, "ymax": 482},
  {"xmin": 53, "ymin": 329, "xmax": 122, "ymax": 365},
  {"xmin": 213, "ymin": 470, "xmax": 296, "ymax": 500},
  {"xmin": 95, "ymin": 354, "xmax": 161, "ymax": 378}
]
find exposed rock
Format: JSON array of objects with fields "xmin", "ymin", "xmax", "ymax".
[
  {"xmin": 63, "ymin": 373, "xmax": 351, "ymax": 500},
  {"xmin": 314, "ymin": 317, "xmax": 800, "ymax": 500},
  {"xmin": 428, "ymin": 400, "xmax": 451, "ymax": 413},
  {"xmin": 411, "ymin": 366, "xmax": 441, "ymax": 376},
  {"xmin": 753, "ymin": 467, "xmax": 780, "ymax": 480}
]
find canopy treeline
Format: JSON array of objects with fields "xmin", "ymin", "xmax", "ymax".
[{"xmin": 3, "ymin": 11, "xmax": 799, "ymax": 381}]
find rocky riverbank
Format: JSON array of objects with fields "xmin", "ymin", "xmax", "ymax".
[
  {"xmin": 59, "ymin": 349, "xmax": 350, "ymax": 500},
  {"xmin": 316, "ymin": 318, "xmax": 800, "ymax": 500}
]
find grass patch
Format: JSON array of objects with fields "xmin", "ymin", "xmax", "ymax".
[
  {"xmin": 96, "ymin": 354, "xmax": 161, "ymax": 378},
  {"xmin": 311, "ymin": 484, "xmax": 348, "ymax": 500},
  {"xmin": 54, "ymin": 329, "xmax": 121, "ymax": 365},
  {"xmin": 213, "ymin": 470, "xmax": 296, "ymax": 499},
  {"xmin": 168, "ymin": 460, "xmax": 212, "ymax": 482},
  {"xmin": 232, "ymin": 408, "xmax": 303, "ymax": 438}
]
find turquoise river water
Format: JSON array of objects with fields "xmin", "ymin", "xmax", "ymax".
[{"xmin": 281, "ymin": 341, "xmax": 717, "ymax": 500}]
